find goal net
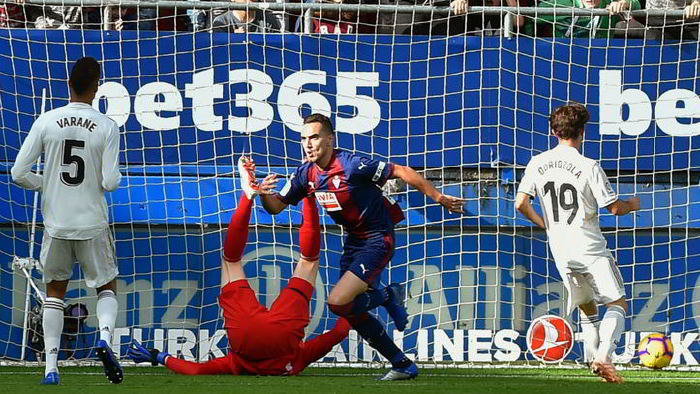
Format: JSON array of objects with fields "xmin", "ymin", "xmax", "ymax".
[{"xmin": 1, "ymin": 5, "xmax": 699, "ymax": 368}]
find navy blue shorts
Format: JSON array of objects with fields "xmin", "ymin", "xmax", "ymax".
[{"xmin": 338, "ymin": 231, "xmax": 395, "ymax": 289}]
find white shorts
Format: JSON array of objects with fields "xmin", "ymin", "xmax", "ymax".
[
  {"xmin": 557, "ymin": 256, "xmax": 626, "ymax": 315},
  {"xmin": 40, "ymin": 228, "xmax": 118, "ymax": 288}
]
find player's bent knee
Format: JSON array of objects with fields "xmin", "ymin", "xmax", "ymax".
[
  {"xmin": 579, "ymin": 300, "xmax": 598, "ymax": 316},
  {"xmin": 607, "ymin": 297, "xmax": 628, "ymax": 314},
  {"xmin": 96, "ymin": 280, "xmax": 117, "ymax": 295},
  {"xmin": 46, "ymin": 280, "xmax": 70, "ymax": 299}
]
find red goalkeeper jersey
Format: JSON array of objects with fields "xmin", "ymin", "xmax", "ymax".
[
  {"xmin": 165, "ymin": 321, "xmax": 349, "ymax": 376},
  {"xmin": 164, "ymin": 278, "xmax": 350, "ymax": 376}
]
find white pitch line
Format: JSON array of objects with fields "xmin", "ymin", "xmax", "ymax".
[{"xmin": 3, "ymin": 371, "xmax": 699, "ymax": 383}]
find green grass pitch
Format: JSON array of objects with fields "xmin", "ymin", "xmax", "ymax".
[{"xmin": 3, "ymin": 366, "xmax": 700, "ymax": 394}]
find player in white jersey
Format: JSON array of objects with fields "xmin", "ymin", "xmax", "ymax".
[
  {"xmin": 11, "ymin": 57, "xmax": 123, "ymax": 385},
  {"xmin": 515, "ymin": 103, "xmax": 640, "ymax": 383}
]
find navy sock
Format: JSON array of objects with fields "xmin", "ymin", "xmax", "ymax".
[
  {"xmin": 352, "ymin": 313, "xmax": 411, "ymax": 369},
  {"xmin": 350, "ymin": 289, "xmax": 389, "ymax": 316}
]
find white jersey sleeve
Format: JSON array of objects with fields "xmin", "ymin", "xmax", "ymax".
[
  {"xmin": 101, "ymin": 121, "xmax": 122, "ymax": 192},
  {"xmin": 588, "ymin": 162, "xmax": 617, "ymax": 208},
  {"xmin": 13, "ymin": 102, "xmax": 122, "ymax": 240},
  {"xmin": 517, "ymin": 161, "xmax": 538, "ymax": 197},
  {"xmin": 10, "ymin": 116, "xmax": 45, "ymax": 191}
]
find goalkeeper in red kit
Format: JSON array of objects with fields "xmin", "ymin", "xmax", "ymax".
[{"xmin": 127, "ymin": 158, "xmax": 350, "ymax": 375}]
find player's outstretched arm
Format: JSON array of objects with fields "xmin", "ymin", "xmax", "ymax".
[
  {"xmin": 128, "ymin": 340, "xmax": 235, "ymax": 375},
  {"xmin": 391, "ymin": 164, "xmax": 466, "ymax": 213},
  {"xmin": 606, "ymin": 197, "xmax": 641, "ymax": 216},
  {"xmin": 300, "ymin": 317, "xmax": 351, "ymax": 368},
  {"xmin": 10, "ymin": 120, "xmax": 44, "ymax": 191},
  {"xmin": 515, "ymin": 192, "xmax": 546, "ymax": 229},
  {"xmin": 165, "ymin": 355, "xmax": 235, "ymax": 376}
]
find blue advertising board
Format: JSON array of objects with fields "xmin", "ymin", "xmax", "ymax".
[{"xmin": 0, "ymin": 31, "xmax": 698, "ymax": 170}]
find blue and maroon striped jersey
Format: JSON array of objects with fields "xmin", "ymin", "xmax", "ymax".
[{"xmin": 278, "ymin": 150, "xmax": 402, "ymax": 237}]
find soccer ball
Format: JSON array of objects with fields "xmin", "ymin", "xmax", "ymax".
[{"xmin": 638, "ymin": 333, "xmax": 673, "ymax": 369}]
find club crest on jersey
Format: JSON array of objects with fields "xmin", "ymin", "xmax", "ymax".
[
  {"xmin": 316, "ymin": 191, "xmax": 342, "ymax": 211},
  {"xmin": 332, "ymin": 175, "xmax": 341, "ymax": 189},
  {"xmin": 526, "ymin": 315, "xmax": 574, "ymax": 363}
]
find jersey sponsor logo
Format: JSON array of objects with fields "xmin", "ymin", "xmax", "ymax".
[
  {"xmin": 332, "ymin": 175, "xmax": 341, "ymax": 189},
  {"xmin": 526, "ymin": 315, "xmax": 574, "ymax": 362},
  {"xmin": 358, "ymin": 161, "xmax": 368, "ymax": 170},
  {"xmin": 372, "ymin": 161, "xmax": 386, "ymax": 182},
  {"xmin": 315, "ymin": 191, "xmax": 342, "ymax": 211}
]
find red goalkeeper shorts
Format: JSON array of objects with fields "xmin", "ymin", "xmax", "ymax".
[{"xmin": 220, "ymin": 277, "xmax": 313, "ymax": 361}]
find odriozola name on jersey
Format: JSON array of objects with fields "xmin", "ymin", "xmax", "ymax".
[{"xmin": 537, "ymin": 160, "xmax": 582, "ymax": 179}]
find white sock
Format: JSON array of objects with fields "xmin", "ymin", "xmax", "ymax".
[
  {"xmin": 580, "ymin": 313, "xmax": 600, "ymax": 363},
  {"xmin": 96, "ymin": 290, "xmax": 118, "ymax": 345},
  {"xmin": 595, "ymin": 304, "xmax": 625, "ymax": 362},
  {"xmin": 43, "ymin": 297, "xmax": 65, "ymax": 376}
]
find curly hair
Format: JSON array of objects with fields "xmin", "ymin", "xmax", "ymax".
[{"xmin": 549, "ymin": 102, "xmax": 589, "ymax": 140}]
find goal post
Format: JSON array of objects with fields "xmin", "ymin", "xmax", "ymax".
[{"xmin": 1, "ymin": 5, "xmax": 699, "ymax": 367}]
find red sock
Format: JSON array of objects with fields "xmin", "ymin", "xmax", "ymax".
[
  {"xmin": 223, "ymin": 193, "xmax": 253, "ymax": 261},
  {"xmin": 166, "ymin": 354, "xmax": 236, "ymax": 375},
  {"xmin": 299, "ymin": 197, "xmax": 320, "ymax": 260}
]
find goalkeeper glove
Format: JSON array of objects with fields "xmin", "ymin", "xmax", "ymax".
[{"xmin": 127, "ymin": 340, "xmax": 169, "ymax": 366}]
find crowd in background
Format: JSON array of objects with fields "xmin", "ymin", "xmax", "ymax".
[{"xmin": 0, "ymin": 0, "xmax": 699, "ymax": 40}]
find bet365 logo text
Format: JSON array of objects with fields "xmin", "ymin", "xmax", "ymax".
[
  {"xmin": 599, "ymin": 70, "xmax": 700, "ymax": 137},
  {"xmin": 93, "ymin": 70, "xmax": 380, "ymax": 135}
]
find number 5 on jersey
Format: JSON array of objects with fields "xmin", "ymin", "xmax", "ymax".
[{"xmin": 61, "ymin": 139, "xmax": 86, "ymax": 186}]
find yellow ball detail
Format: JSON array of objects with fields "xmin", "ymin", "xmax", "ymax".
[{"xmin": 638, "ymin": 333, "xmax": 673, "ymax": 369}]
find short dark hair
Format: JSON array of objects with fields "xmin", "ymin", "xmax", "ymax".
[
  {"xmin": 303, "ymin": 113, "xmax": 334, "ymax": 135},
  {"xmin": 69, "ymin": 57, "xmax": 101, "ymax": 96},
  {"xmin": 549, "ymin": 102, "xmax": 589, "ymax": 140}
]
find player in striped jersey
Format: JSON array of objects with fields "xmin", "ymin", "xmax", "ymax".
[
  {"xmin": 515, "ymin": 103, "xmax": 641, "ymax": 383},
  {"xmin": 11, "ymin": 57, "xmax": 123, "ymax": 385},
  {"xmin": 253, "ymin": 113, "xmax": 465, "ymax": 380}
]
